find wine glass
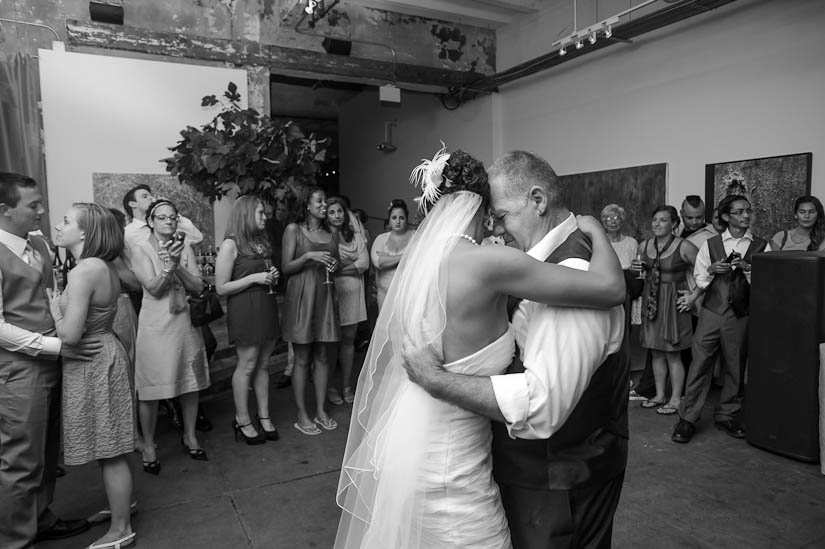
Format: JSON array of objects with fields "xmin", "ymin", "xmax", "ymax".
[
  {"xmin": 324, "ymin": 258, "xmax": 335, "ymax": 285},
  {"xmin": 634, "ymin": 251, "xmax": 646, "ymax": 280},
  {"xmin": 263, "ymin": 259, "xmax": 276, "ymax": 295}
]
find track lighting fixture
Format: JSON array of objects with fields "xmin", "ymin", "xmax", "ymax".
[
  {"xmin": 575, "ymin": 40, "xmax": 583, "ymax": 49},
  {"xmin": 588, "ymin": 32, "xmax": 597, "ymax": 45},
  {"xmin": 604, "ymin": 24, "xmax": 613, "ymax": 38},
  {"xmin": 559, "ymin": 46, "xmax": 567, "ymax": 56}
]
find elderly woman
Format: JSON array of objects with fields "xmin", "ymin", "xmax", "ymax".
[
  {"xmin": 601, "ymin": 204, "xmax": 638, "ymax": 268},
  {"xmin": 371, "ymin": 199, "xmax": 413, "ymax": 310},
  {"xmin": 132, "ymin": 199, "xmax": 210, "ymax": 473},
  {"xmin": 771, "ymin": 195, "xmax": 825, "ymax": 251},
  {"xmin": 50, "ymin": 203, "xmax": 137, "ymax": 549}
]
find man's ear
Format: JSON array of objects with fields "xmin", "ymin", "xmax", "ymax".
[{"xmin": 528, "ymin": 186, "xmax": 548, "ymax": 215}]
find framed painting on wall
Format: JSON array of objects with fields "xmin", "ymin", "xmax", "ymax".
[
  {"xmin": 705, "ymin": 152, "xmax": 812, "ymax": 241},
  {"xmin": 559, "ymin": 163, "xmax": 667, "ymax": 241}
]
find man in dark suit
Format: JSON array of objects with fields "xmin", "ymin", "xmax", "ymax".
[
  {"xmin": 0, "ymin": 173, "xmax": 98, "ymax": 547},
  {"xmin": 402, "ymin": 151, "xmax": 628, "ymax": 548}
]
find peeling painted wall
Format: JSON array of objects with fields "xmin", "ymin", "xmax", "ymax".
[{"xmin": 0, "ymin": 0, "xmax": 495, "ymax": 73}]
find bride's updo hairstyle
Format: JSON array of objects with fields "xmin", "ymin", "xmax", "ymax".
[{"xmin": 410, "ymin": 145, "xmax": 490, "ymax": 218}]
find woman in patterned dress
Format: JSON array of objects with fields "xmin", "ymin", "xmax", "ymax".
[{"xmin": 50, "ymin": 203, "xmax": 137, "ymax": 549}]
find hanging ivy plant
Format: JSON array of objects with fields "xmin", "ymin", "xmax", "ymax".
[{"xmin": 162, "ymin": 82, "xmax": 329, "ymax": 203}]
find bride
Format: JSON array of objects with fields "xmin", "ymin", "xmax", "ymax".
[{"xmin": 335, "ymin": 147, "xmax": 624, "ymax": 548}]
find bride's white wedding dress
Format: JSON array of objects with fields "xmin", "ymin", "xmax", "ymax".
[
  {"xmin": 337, "ymin": 328, "xmax": 514, "ymax": 548},
  {"xmin": 335, "ymin": 191, "xmax": 513, "ymax": 548}
]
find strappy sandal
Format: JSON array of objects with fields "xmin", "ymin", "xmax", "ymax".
[
  {"xmin": 314, "ymin": 416, "xmax": 338, "ymax": 431},
  {"xmin": 181, "ymin": 438, "xmax": 209, "ymax": 461}
]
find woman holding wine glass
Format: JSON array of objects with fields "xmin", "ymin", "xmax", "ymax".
[
  {"xmin": 282, "ymin": 186, "xmax": 341, "ymax": 435},
  {"xmin": 215, "ymin": 196, "xmax": 281, "ymax": 444},
  {"xmin": 631, "ymin": 206, "xmax": 699, "ymax": 415}
]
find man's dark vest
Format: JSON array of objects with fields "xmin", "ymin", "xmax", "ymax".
[
  {"xmin": 492, "ymin": 229, "xmax": 629, "ymax": 490},
  {"xmin": 0, "ymin": 234, "xmax": 56, "ymax": 362},
  {"xmin": 701, "ymin": 234, "xmax": 767, "ymax": 317}
]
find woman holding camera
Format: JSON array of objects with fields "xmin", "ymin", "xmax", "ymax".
[
  {"xmin": 132, "ymin": 199, "xmax": 210, "ymax": 473},
  {"xmin": 215, "ymin": 196, "xmax": 281, "ymax": 445}
]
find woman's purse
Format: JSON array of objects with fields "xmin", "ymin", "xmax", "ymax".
[{"xmin": 188, "ymin": 282, "xmax": 224, "ymax": 327}]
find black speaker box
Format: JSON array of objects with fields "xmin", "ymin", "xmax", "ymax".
[
  {"xmin": 322, "ymin": 37, "xmax": 352, "ymax": 56},
  {"xmin": 89, "ymin": 2, "xmax": 124, "ymax": 25},
  {"xmin": 745, "ymin": 251, "xmax": 822, "ymax": 462}
]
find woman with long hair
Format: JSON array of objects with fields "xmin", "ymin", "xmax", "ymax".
[
  {"xmin": 370, "ymin": 199, "xmax": 413, "ymax": 310},
  {"xmin": 770, "ymin": 195, "xmax": 825, "ymax": 251},
  {"xmin": 326, "ymin": 196, "xmax": 369, "ymax": 405},
  {"xmin": 50, "ymin": 203, "xmax": 137, "ymax": 549},
  {"xmin": 282, "ymin": 186, "xmax": 341, "ymax": 435},
  {"xmin": 631, "ymin": 206, "xmax": 699, "ymax": 415},
  {"xmin": 335, "ymin": 147, "xmax": 625, "ymax": 548},
  {"xmin": 132, "ymin": 199, "xmax": 210, "ymax": 473},
  {"xmin": 215, "ymin": 195, "xmax": 281, "ymax": 444}
]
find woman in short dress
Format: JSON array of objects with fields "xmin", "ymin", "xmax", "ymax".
[
  {"xmin": 326, "ymin": 196, "xmax": 369, "ymax": 405},
  {"xmin": 770, "ymin": 195, "xmax": 825, "ymax": 251},
  {"xmin": 132, "ymin": 199, "xmax": 210, "ymax": 472},
  {"xmin": 215, "ymin": 195, "xmax": 281, "ymax": 445},
  {"xmin": 370, "ymin": 199, "xmax": 413, "ymax": 310},
  {"xmin": 282, "ymin": 186, "xmax": 341, "ymax": 435},
  {"xmin": 51, "ymin": 203, "xmax": 137, "ymax": 549},
  {"xmin": 631, "ymin": 205, "xmax": 699, "ymax": 415}
]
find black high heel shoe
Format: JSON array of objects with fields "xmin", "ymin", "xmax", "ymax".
[
  {"xmin": 233, "ymin": 420, "xmax": 266, "ymax": 445},
  {"xmin": 181, "ymin": 437, "xmax": 209, "ymax": 461},
  {"xmin": 256, "ymin": 415, "xmax": 280, "ymax": 441}
]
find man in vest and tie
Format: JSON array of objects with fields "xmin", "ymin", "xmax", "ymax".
[
  {"xmin": 0, "ymin": 172, "xmax": 102, "ymax": 548},
  {"xmin": 672, "ymin": 194, "xmax": 769, "ymax": 443},
  {"xmin": 403, "ymin": 151, "xmax": 628, "ymax": 548}
]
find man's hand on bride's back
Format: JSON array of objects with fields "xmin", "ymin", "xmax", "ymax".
[
  {"xmin": 400, "ymin": 334, "xmax": 443, "ymax": 392},
  {"xmin": 576, "ymin": 215, "xmax": 606, "ymax": 238}
]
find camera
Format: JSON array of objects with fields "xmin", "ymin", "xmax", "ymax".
[
  {"xmin": 376, "ymin": 142, "xmax": 397, "ymax": 153},
  {"xmin": 173, "ymin": 232, "xmax": 186, "ymax": 244}
]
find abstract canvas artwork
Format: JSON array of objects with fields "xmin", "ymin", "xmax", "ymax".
[
  {"xmin": 559, "ymin": 163, "xmax": 667, "ymax": 241},
  {"xmin": 93, "ymin": 172, "xmax": 215, "ymax": 249},
  {"xmin": 705, "ymin": 152, "xmax": 812, "ymax": 241}
]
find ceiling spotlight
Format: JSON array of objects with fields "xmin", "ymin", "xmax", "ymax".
[
  {"xmin": 305, "ymin": 0, "xmax": 317, "ymax": 14},
  {"xmin": 604, "ymin": 24, "xmax": 613, "ymax": 38},
  {"xmin": 559, "ymin": 46, "xmax": 567, "ymax": 56},
  {"xmin": 588, "ymin": 32, "xmax": 597, "ymax": 45},
  {"xmin": 575, "ymin": 40, "xmax": 583, "ymax": 49}
]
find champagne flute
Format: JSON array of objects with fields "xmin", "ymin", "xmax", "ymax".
[
  {"xmin": 324, "ymin": 257, "xmax": 335, "ymax": 285},
  {"xmin": 263, "ymin": 259, "xmax": 276, "ymax": 295},
  {"xmin": 634, "ymin": 250, "xmax": 646, "ymax": 280}
]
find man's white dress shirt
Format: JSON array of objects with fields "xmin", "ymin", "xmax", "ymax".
[
  {"xmin": 0, "ymin": 228, "xmax": 61, "ymax": 357},
  {"xmin": 490, "ymin": 213, "xmax": 625, "ymax": 440},
  {"xmin": 693, "ymin": 229, "xmax": 771, "ymax": 289}
]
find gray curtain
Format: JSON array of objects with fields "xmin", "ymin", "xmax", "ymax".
[{"xmin": 0, "ymin": 53, "xmax": 49, "ymax": 228}]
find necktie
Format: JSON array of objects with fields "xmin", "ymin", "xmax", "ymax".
[{"xmin": 24, "ymin": 241, "xmax": 43, "ymax": 272}]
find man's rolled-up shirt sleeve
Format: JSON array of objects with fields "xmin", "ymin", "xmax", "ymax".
[{"xmin": 491, "ymin": 303, "xmax": 623, "ymax": 440}]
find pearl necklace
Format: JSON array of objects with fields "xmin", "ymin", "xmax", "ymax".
[{"xmin": 455, "ymin": 234, "xmax": 479, "ymax": 245}]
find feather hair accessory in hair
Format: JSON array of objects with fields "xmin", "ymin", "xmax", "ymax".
[{"xmin": 410, "ymin": 142, "xmax": 452, "ymax": 212}]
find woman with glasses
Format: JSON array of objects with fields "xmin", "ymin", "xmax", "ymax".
[
  {"xmin": 770, "ymin": 195, "xmax": 825, "ymax": 251},
  {"xmin": 600, "ymin": 204, "xmax": 638, "ymax": 269},
  {"xmin": 631, "ymin": 206, "xmax": 699, "ymax": 415},
  {"xmin": 132, "ymin": 199, "xmax": 210, "ymax": 473}
]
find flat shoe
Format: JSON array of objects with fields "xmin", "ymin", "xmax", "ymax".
[
  {"xmin": 294, "ymin": 422, "xmax": 322, "ymax": 436},
  {"xmin": 88, "ymin": 531, "xmax": 136, "ymax": 549},
  {"xmin": 314, "ymin": 417, "xmax": 338, "ymax": 431},
  {"xmin": 327, "ymin": 388, "xmax": 344, "ymax": 406},
  {"xmin": 641, "ymin": 399, "xmax": 666, "ymax": 409},
  {"xmin": 88, "ymin": 501, "xmax": 138, "ymax": 524},
  {"xmin": 656, "ymin": 405, "xmax": 679, "ymax": 415},
  {"xmin": 342, "ymin": 387, "xmax": 355, "ymax": 404}
]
